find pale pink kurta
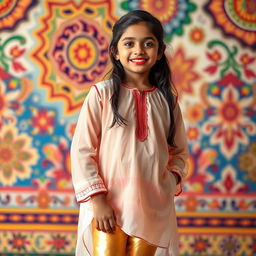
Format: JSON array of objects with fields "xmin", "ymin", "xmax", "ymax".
[{"xmin": 71, "ymin": 80, "xmax": 189, "ymax": 256}]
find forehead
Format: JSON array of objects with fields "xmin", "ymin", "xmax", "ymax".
[{"xmin": 120, "ymin": 22, "xmax": 156, "ymax": 40}]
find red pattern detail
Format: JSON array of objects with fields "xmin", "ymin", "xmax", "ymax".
[
  {"xmin": 133, "ymin": 90, "xmax": 148, "ymax": 142},
  {"xmin": 93, "ymin": 85, "xmax": 103, "ymax": 108},
  {"xmin": 121, "ymin": 83, "xmax": 156, "ymax": 92},
  {"xmin": 170, "ymin": 169, "xmax": 183, "ymax": 196}
]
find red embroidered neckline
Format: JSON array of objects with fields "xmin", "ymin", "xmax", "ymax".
[
  {"xmin": 133, "ymin": 90, "xmax": 148, "ymax": 142},
  {"xmin": 121, "ymin": 83, "xmax": 156, "ymax": 92}
]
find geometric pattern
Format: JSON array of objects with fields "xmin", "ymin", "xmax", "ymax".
[
  {"xmin": 0, "ymin": 0, "xmax": 38, "ymax": 31},
  {"xmin": 31, "ymin": 0, "xmax": 115, "ymax": 115},
  {"xmin": 121, "ymin": 0, "xmax": 197, "ymax": 41},
  {"xmin": 204, "ymin": 0, "xmax": 256, "ymax": 50}
]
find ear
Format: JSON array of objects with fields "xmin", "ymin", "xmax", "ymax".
[
  {"xmin": 110, "ymin": 46, "xmax": 119, "ymax": 60},
  {"xmin": 157, "ymin": 45, "xmax": 166, "ymax": 60}
]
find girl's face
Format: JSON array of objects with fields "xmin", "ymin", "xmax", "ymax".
[{"xmin": 114, "ymin": 22, "xmax": 163, "ymax": 80}]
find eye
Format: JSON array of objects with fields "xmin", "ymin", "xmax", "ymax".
[
  {"xmin": 124, "ymin": 41, "xmax": 134, "ymax": 47},
  {"xmin": 144, "ymin": 41, "xmax": 154, "ymax": 47}
]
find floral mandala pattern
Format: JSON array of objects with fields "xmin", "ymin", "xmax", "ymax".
[
  {"xmin": 190, "ymin": 236, "xmax": 211, "ymax": 254},
  {"xmin": 48, "ymin": 234, "xmax": 70, "ymax": 252},
  {"xmin": 204, "ymin": 0, "xmax": 256, "ymax": 49},
  {"xmin": 8, "ymin": 233, "xmax": 30, "ymax": 251},
  {"xmin": 0, "ymin": 124, "xmax": 39, "ymax": 185},
  {"xmin": 1, "ymin": 1, "xmax": 256, "ymax": 255},
  {"xmin": 202, "ymin": 79, "xmax": 256, "ymax": 159},
  {"xmin": 209, "ymin": 165, "xmax": 248, "ymax": 193},
  {"xmin": 121, "ymin": 0, "xmax": 196, "ymax": 41},
  {"xmin": 219, "ymin": 235, "xmax": 241, "ymax": 256},
  {"xmin": 31, "ymin": 1, "xmax": 115, "ymax": 115},
  {"xmin": 29, "ymin": 107, "xmax": 56, "ymax": 135},
  {"xmin": 48, "ymin": 15, "xmax": 109, "ymax": 89},
  {"xmin": 0, "ymin": 0, "xmax": 38, "ymax": 31}
]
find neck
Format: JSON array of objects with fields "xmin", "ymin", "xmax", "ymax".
[{"xmin": 123, "ymin": 75, "xmax": 152, "ymax": 90}]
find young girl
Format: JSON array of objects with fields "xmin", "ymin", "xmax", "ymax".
[{"xmin": 71, "ymin": 10, "xmax": 188, "ymax": 256}]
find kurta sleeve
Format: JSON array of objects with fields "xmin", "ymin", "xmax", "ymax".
[
  {"xmin": 71, "ymin": 85, "xmax": 107, "ymax": 203},
  {"xmin": 167, "ymin": 101, "xmax": 189, "ymax": 196}
]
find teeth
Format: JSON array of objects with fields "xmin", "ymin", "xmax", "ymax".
[{"xmin": 131, "ymin": 59, "xmax": 145, "ymax": 62}]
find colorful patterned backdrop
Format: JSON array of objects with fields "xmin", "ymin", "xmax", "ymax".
[{"xmin": 0, "ymin": 0, "xmax": 255, "ymax": 255}]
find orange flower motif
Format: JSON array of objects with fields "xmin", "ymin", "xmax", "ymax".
[
  {"xmin": 206, "ymin": 50, "xmax": 222, "ymax": 62},
  {"xmin": 9, "ymin": 46, "xmax": 25, "ymax": 58},
  {"xmin": 29, "ymin": 107, "xmax": 55, "ymax": 135},
  {"xmin": 187, "ymin": 127, "xmax": 200, "ymax": 141},
  {"xmin": 169, "ymin": 46, "xmax": 200, "ymax": 97},
  {"xmin": 239, "ymin": 54, "xmax": 256, "ymax": 78},
  {"xmin": 36, "ymin": 190, "xmax": 51, "ymax": 209},
  {"xmin": 184, "ymin": 196, "xmax": 198, "ymax": 212},
  {"xmin": 141, "ymin": 0, "xmax": 176, "ymax": 23},
  {"xmin": 189, "ymin": 27, "xmax": 205, "ymax": 44},
  {"xmin": 0, "ymin": 124, "xmax": 39, "ymax": 185},
  {"xmin": 185, "ymin": 104, "xmax": 204, "ymax": 123}
]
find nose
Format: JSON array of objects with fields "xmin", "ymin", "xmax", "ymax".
[{"xmin": 134, "ymin": 43, "xmax": 144, "ymax": 55}]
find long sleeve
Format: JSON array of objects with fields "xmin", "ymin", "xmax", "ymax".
[
  {"xmin": 167, "ymin": 102, "xmax": 189, "ymax": 196},
  {"xmin": 70, "ymin": 85, "xmax": 107, "ymax": 203}
]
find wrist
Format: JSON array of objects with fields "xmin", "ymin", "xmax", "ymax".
[{"xmin": 91, "ymin": 193, "xmax": 106, "ymax": 203}]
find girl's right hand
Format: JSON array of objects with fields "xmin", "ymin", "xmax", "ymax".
[{"xmin": 91, "ymin": 193, "xmax": 116, "ymax": 233}]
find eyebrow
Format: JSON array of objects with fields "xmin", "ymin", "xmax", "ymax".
[{"xmin": 122, "ymin": 37, "xmax": 155, "ymax": 41}]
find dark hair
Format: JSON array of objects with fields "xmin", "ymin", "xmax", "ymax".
[{"xmin": 108, "ymin": 10, "xmax": 177, "ymax": 146}]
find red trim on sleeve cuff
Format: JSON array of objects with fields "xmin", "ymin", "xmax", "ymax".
[
  {"xmin": 169, "ymin": 169, "xmax": 183, "ymax": 196},
  {"xmin": 76, "ymin": 183, "xmax": 107, "ymax": 203},
  {"xmin": 78, "ymin": 191, "xmax": 108, "ymax": 203}
]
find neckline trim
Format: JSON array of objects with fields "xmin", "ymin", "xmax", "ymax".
[{"xmin": 121, "ymin": 83, "xmax": 157, "ymax": 92}]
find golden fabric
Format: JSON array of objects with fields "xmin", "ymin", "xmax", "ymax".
[{"xmin": 92, "ymin": 220, "xmax": 157, "ymax": 256}]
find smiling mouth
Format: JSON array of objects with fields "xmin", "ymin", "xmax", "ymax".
[{"xmin": 130, "ymin": 58, "xmax": 147, "ymax": 65}]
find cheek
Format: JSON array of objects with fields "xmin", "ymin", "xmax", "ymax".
[{"xmin": 119, "ymin": 50, "xmax": 130, "ymax": 60}]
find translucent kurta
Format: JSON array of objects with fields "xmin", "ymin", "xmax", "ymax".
[{"xmin": 71, "ymin": 80, "xmax": 189, "ymax": 256}]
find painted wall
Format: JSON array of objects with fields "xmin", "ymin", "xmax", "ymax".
[{"xmin": 0, "ymin": 0, "xmax": 255, "ymax": 255}]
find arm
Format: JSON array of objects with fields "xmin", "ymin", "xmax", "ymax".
[
  {"xmin": 71, "ymin": 85, "xmax": 107, "ymax": 203},
  {"xmin": 167, "ymin": 102, "xmax": 189, "ymax": 196},
  {"xmin": 71, "ymin": 85, "xmax": 116, "ymax": 232}
]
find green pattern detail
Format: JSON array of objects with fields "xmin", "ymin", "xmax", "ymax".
[
  {"xmin": 207, "ymin": 40, "xmax": 243, "ymax": 77},
  {"xmin": 0, "ymin": 35, "xmax": 26, "ymax": 71}
]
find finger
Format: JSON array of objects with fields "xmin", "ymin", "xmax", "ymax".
[
  {"xmin": 99, "ymin": 220, "xmax": 105, "ymax": 232},
  {"xmin": 109, "ymin": 218, "xmax": 116, "ymax": 232},
  {"xmin": 103, "ymin": 219, "xmax": 112, "ymax": 233},
  {"xmin": 95, "ymin": 219, "xmax": 100, "ymax": 231},
  {"xmin": 113, "ymin": 211, "xmax": 117, "ymax": 222}
]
